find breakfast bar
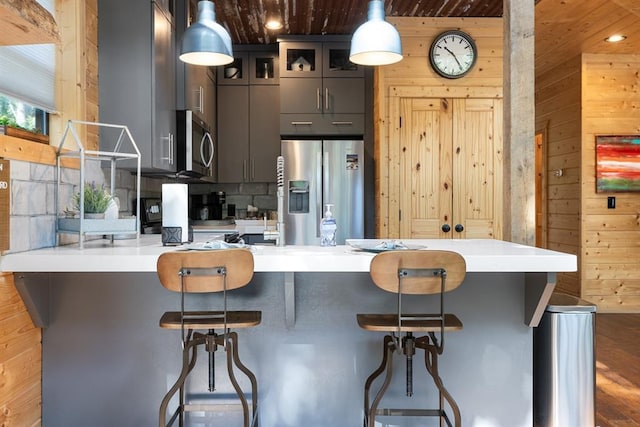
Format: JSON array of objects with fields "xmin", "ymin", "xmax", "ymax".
[{"xmin": 1, "ymin": 238, "xmax": 576, "ymax": 426}]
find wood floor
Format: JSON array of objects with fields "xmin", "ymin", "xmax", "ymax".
[{"xmin": 596, "ymin": 314, "xmax": 640, "ymax": 426}]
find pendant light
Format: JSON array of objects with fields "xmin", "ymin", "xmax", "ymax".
[
  {"xmin": 179, "ymin": 1, "xmax": 233, "ymax": 66},
  {"xmin": 349, "ymin": 0, "xmax": 402, "ymax": 66}
]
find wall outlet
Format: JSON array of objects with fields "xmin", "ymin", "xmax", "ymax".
[{"xmin": 607, "ymin": 196, "xmax": 616, "ymax": 209}]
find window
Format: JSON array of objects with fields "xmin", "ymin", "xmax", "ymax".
[
  {"xmin": 0, "ymin": 0, "xmax": 55, "ymax": 136},
  {"xmin": 0, "ymin": 94, "xmax": 48, "ymax": 135}
]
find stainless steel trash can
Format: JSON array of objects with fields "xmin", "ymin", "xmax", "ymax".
[{"xmin": 533, "ymin": 293, "xmax": 596, "ymax": 427}]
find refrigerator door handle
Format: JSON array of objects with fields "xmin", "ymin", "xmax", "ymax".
[{"xmin": 316, "ymin": 151, "xmax": 323, "ymax": 237}]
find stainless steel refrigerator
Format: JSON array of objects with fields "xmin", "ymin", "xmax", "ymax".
[{"xmin": 282, "ymin": 139, "xmax": 364, "ymax": 245}]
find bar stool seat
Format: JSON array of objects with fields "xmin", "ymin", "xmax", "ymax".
[
  {"xmin": 357, "ymin": 313, "xmax": 462, "ymax": 332},
  {"xmin": 157, "ymin": 248, "xmax": 260, "ymax": 427},
  {"xmin": 358, "ymin": 250, "xmax": 466, "ymax": 427},
  {"xmin": 160, "ymin": 311, "xmax": 261, "ymax": 330}
]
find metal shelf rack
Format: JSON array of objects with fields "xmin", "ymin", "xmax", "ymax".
[{"xmin": 55, "ymin": 120, "xmax": 141, "ymax": 248}]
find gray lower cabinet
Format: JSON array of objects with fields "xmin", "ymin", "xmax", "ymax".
[
  {"xmin": 218, "ymin": 85, "xmax": 280, "ymax": 182},
  {"xmin": 99, "ymin": 0, "xmax": 176, "ymax": 173}
]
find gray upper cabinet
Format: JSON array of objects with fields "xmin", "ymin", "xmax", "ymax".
[
  {"xmin": 249, "ymin": 85, "xmax": 281, "ymax": 181},
  {"xmin": 182, "ymin": 64, "xmax": 216, "ymax": 125},
  {"xmin": 99, "ymin": 0, "xmax": 176, "ymax": 173},
  {"xmin": 279, "ymin": 38, "xmax": 364, "ymax": 135},
  {"xmin": 176, "ymin": 0, "xmax": 216, "ymax": 128},
  {"xmin": 217, "ymin": 47, "xmax": 280, "ymax": 183},
  {"xmin": 217, "ymin": 85, "xmax": 249, "ymax": 182}
]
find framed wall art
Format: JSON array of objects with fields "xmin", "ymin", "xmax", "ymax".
[{"xmin": 596, "ymin": 135, "xmax": 640, "ymax": 192}]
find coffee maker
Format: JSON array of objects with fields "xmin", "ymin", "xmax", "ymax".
[
  {"xmin": 195, "ymin": 190, "xmax": 226, "ymax": 220},
  {"xmin": 211, "ymin": 190, "xmax": 225, "ymax": 220}
]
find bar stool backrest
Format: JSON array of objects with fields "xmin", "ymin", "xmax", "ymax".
[
  {"xmin": 370, "ymin": 250, "xmax": 466, "ymax": 295},
  {"xmin": 157, "ymin": 249, "xmax": 254, "ymax": 293}
]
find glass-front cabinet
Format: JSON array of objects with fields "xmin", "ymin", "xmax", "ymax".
[
  {"xmin": 220, "ymin": 53, "xmax": 248, "ymax": 85},
  {"xmin": 279, "ymin": 40, "xmax": 363, "ymax": 79}
]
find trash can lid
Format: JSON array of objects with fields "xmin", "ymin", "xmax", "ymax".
[{"xmin": 546, "ymin": 293, "xmax": 597, "ymax": 313}]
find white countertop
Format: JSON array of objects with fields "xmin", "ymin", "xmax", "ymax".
[{"xmin": 0, "ymin": 236, "xmax": 577, "ymax": 274}]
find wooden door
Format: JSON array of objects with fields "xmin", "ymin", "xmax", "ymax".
[
  {"xmin": 398, "ymin": 98, "xmax": 452, "ymax": 238},
  {"xmin": 394, "ymin": 97, "xmax": 503, "ymax": 239}
]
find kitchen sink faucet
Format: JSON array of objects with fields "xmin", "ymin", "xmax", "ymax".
[{"xmin": 264, "ymin": 156, "xmax": 285, "ymax": 246}]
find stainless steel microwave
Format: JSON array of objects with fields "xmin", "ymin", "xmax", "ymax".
[{"xmin": 176, "ymin": 110, "xmax": 217, "ymax": 179}]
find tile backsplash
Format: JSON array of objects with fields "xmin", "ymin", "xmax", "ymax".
[{"xmin": 4, "ymin": 157, "xmax": 276, "ymax": 253}]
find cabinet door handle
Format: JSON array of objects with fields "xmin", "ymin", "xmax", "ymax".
[
  {"xmin": 325, "ymin": 87, "xmax": 329, "ymax": 111},
  {"xmin": 317, "ymin": 87, "xmax": 321, "ymax": 111},
  {"xmin": 251, "ymin": 158, "xmax": 255, "ymax": 181},
  {"xmin": 170, "ymin": 133, "xmax": 174, "ymax": 164},
  {"xmin": 455, "ymin": 224, "xmax": 464, "ymax": 233},
  {"xmin": 331, "ymin": 121, "xmax": 353, "ymax": 126},
  {"xmin": 291, "ymin": 121, "xmax": 313, "ymax": 126},
  {"xmin": 161, "ymin": 134, "xmax": 174, "ymax": 164},
  {"xmin": 194, "ymin": 86, "xmax": 203, "ymax": 113},
  {"xmin": 243, "ymin": 159, "xmax": 248, "ymax": 181},
  {"xmin": 201, "ymin": 132, "xmax": 214, "ymax": 167},
  {"xmin": 441, "ymin": 224, "xmax": 451, "ymax": 233}
]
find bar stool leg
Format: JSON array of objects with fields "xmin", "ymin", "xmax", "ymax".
[
  {"xmin": 227, "ymin": 332, "xmax": 259, "ymax": 426},
  {"xmin": 363, "ymin": 335, "xmax": 394, "ymax": 427},
  {"xmin": 159, "ymin": 335, "xmax": 204, "ymax": 427},
  {"xmin": 223, "ymin": 332, "xmax": 257, "ymax": 427},
  {"xmin": 367, "ymin": 335, "xmax": 396, "ymax": 427},
  {"xmin": 423, "ymin": 343, "xmax": 461, "ymax": 427}
]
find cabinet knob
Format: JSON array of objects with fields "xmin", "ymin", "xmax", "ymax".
[
  {"xmin": 455, "ymin": 224, "xmax": 464, "ymax": 233},
  {"xmin": 441, "ymin": 224, "xmax": 451, "ymax": 233}
]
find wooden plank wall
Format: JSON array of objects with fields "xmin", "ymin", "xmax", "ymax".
[
  {"xmin": 582, "ymin": 54, "xmax": 640, "ymax": 312},
  {"xmin": 376, "ymin": 17, "xmax": 504, "ymax": 237},
  {"xmin": 0, "ymin": 1, "xmax": 99, "ymax": 424},
  {"xmin": 534, "ymin": 55, "xmax": 582, "ymax": 296},
  {"xmin": 535, "ymin": 52, "xmax": 640, "ymax": 312},
  {"xmin": 0, "ymin": 273, "xmax": 42, "ymax": 425}
]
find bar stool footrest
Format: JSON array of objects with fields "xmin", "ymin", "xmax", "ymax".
[
  {"xmin": 184, "ymin": 403, "xmax": 250, "ymax": 412},
  {"xmin": 374, "ymin": 408, "xmax": 453, "ymax": 426}
]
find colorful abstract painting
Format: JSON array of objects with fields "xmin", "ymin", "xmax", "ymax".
[{"xmin": 596, "ymin": 135, "xmax": 640, "ymax": 192}]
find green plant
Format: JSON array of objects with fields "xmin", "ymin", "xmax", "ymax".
[
  {"xmin": 73, "ymin": 181, "xmax": 112, "ymax": 214},
  {"xmin": 0, "ymin": 115, "xmax": 19, "ymax": 127}
]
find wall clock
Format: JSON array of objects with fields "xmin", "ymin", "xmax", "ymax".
[{"xmin": 429, "ymin": 30, "xmax": 478, "ymax": 79}]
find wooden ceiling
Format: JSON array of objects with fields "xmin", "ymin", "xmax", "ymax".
[
  {"xmin": 213, "ymin": 0, "xmax": 503, "ymax": 45},
  {"xmin": 213, "ymin": 0, "xmax": 640, "ymax": 76},
  {"xmin": 535, "ymin": 0, "xmax": 640, "ymax": 76}
]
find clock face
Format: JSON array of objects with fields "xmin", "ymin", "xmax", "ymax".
[{"xmin": 429, "ymin": 30, "xmax": 478, "ymax": 79}]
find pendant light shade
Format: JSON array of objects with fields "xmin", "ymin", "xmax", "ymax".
[
  {"xmin": 349, "ymin": 0, "xmax": 402, "ymax": 66},
  {"xmin": 179, "ymin": 1, "xmax": 233, "ymax": 66}
]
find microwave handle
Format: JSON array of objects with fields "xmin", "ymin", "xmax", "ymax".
[{"xmin": 201, "ymin": 132, "xmax": 214, "ymax": 168}]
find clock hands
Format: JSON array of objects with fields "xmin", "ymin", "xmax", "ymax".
[{"xmin": 443, "ymin": 46, "xmax": 463, "ymax": 71}]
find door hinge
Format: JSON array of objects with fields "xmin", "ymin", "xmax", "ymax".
[
  {"xmin": 399, "ymin": 209, "xmax": 402, "ymax": 221},
  {"xmin": 399, "ymin": 116, "xmax": 402, "ymax": 128}
]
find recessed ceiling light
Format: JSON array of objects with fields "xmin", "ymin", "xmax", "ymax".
[
  {"xmin": 605, "ymin": 34, "xmax": 627, "ymax": 43},
  {"xmin": 265, "ymin": 18, "xmax": 283, "ymax": 30}
]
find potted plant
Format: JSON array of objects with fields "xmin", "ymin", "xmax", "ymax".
[
  {"xmin": 73, "ymin": 181, "xmax": 112, "ymax": 218},
  {"xmin": 0, "ymin": 115, "xmax": 49, "ymax": 144}
]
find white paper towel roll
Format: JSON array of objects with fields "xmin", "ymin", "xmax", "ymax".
[{"xmin": 162, "ymin": 183, "xmax": 189, "ymax": 243}]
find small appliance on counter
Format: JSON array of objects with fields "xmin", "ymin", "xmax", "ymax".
[
  {"xmin": 136, "ymin": 197, "xmax": 162, "ymax": 234},
  {"xmin": 192, "ymin": 191, "xmax": 226, "ymax": 220},
  {"xmin": 162, "ymin": 183, "xmax": 192, "ymax": 245}
]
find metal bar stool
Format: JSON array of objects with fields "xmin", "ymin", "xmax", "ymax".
[
  {"xmin": 357, "ymin": 250, "xmax": 466, "ymax": 427},
  {"xmin": 157, "ymin": 248, "xmax": 260, "ymax": 427}
]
